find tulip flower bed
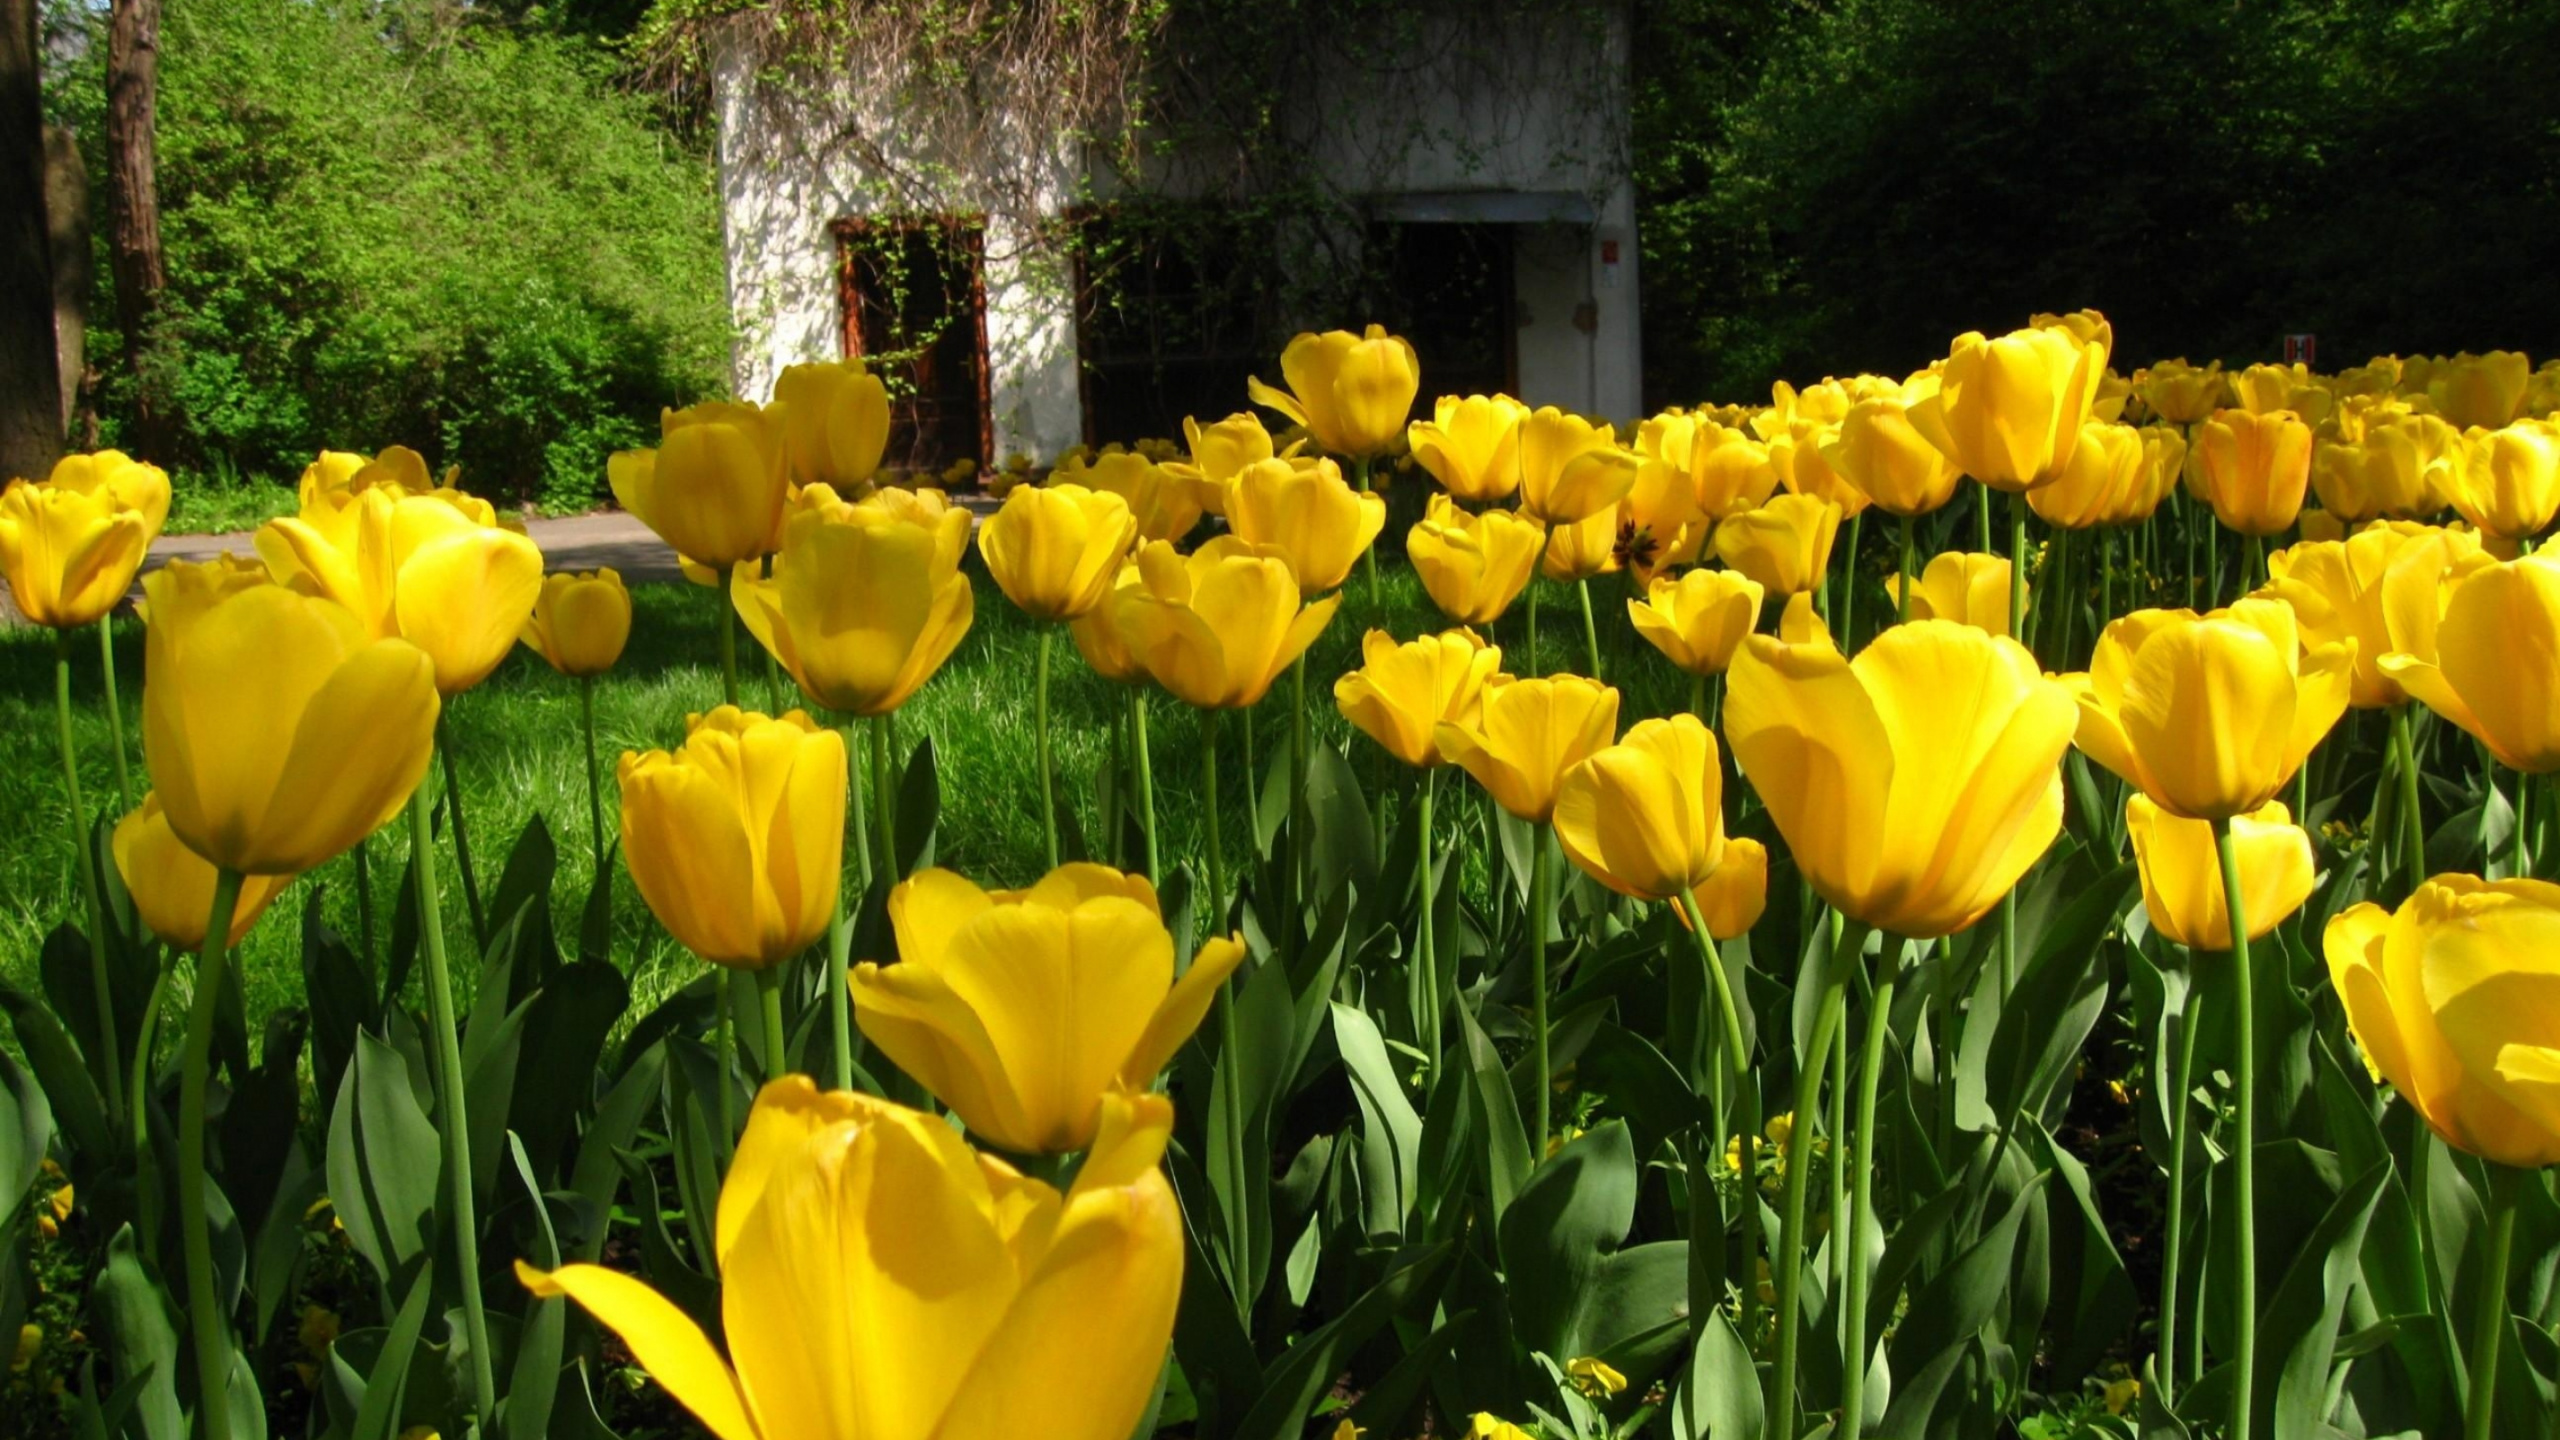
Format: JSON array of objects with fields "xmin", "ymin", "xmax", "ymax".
[{"xmin": 3, "ymin": 326, "xmax": 2559, "ymax": 1440}]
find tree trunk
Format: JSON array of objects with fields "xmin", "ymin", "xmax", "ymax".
[
  {"xmin": 46, "ymin": 125, "xmax": 88, "ymax": 439},
  {"xmin": 0, "ymin": 0, "xmax": 60, "ymax": 482},
  {"xmin": 106, "ymin": 0, "xmax": 168, "ymax": 457}
]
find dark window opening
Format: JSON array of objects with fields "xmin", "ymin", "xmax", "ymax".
[
  {"xmin": 837, "ymin": 218, "xmax": 991, "ymax": 477},
  {"xmin": 1073, "ymin": 210, "xmax": 1272, "ymax": 447},
  {"xmin": 1367, "ymin": 221, "xmax": 1518, "ymax": 403}
]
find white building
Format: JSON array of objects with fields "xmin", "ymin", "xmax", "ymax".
[{"xmin": 709, "ymin": 3, "xmax": 1640, "ymax": 473}]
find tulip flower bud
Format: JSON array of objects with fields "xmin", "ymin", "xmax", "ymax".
[
  {"xmin": 1053, "ymin": 450, "xmax": 1205, "ymax": 545},
  {"xmin": 2126, "ymin": 796, "xmax": 2313, "ymax": 950},
  {"xmin": 48, "ymin": 450, "xmax": 170, "ymax": 540},
  {"xmin": 1333, "ymin": 628, "xmax": 1503, "ymax": 769},
  {"xmin": 112, "ymin": 794, "xmax": 292, "ymax": 950},
  {"xmin": 2448, "ymin": 420, "xmax": 2560, "ymax": 542},
  {"xmin": 1711, "ymin": 494, "xmax": 1839, "ymax": 597},
  {"xmin": 609, "ymin": 401, "xmax": 791, "ymax": 567},
  {"xmin": 1886, "ymin": 552, "xmax": 2015, "ymax": 636},
  {"xmin": 1628, "ymin": 567, "xmax": 1763, "ymax": 676},
  {"xmin": 1248, "ymin": 324, "xmax": 1421, "ymax": 459},
  {"xmin": 1690, "ymin": 423, "xmax": 1784, "ymax": 519},
  {"xmin": 1407, "ymin": 494, "xmax": 1545, "ymax": 625},
  {"xmin": 734, "ymin": 490, "xmax": 975, "ymax": 716},
  {"xmin": 2426, "ymin": 350, "xmax": 2531, "ymax": 431},
  {"xmin": 1434, "ymin": 674, "xmax": 1620, "ymax": 823},
  {"xmin": 1409, "ymin": 394, "xmax": 1529, "ymax": 503},
  {"xmin": 2136, "ymin": 360, "xmax": 2227, "ymax": 426},
  {"xmin": 1824, "ymin": 382, "xmax": 1961, "ymax": 518},
  {"xmin": 2028, "ymin": 422, "xmax": 2149, "ymax": 529},
  {"xmin": 1540, "ymin": 504, "xmax": 1622, "ymax": 583},
  {"xmin": 519, "ymin": 569, "xmax": 633, "ymax": 678},
  {"xmin": 619, "ymin": 706, "xmax": 845, "ymax": 968},
  {"xmin": 1554, "ymin": 715, "xmax": 1732, "ymax": 902},
  {"xmin": 772, "ymin": 359, "xmax": 891, "ymax": 491},
  {"xmin": 2195, "ymin": 408, "xmax": 2314, "ymax": 536},
  {"xmin": 1908, "ymin": 325, "xmax": 2105, "ymax": 492},
  {"xmin": 979, "ymin": 483, "xmax": 1139, "ymax": 622},
  {"xmin": 2263, "ymin": 524, "xmax": 2484, "ymax": 708},
  {"xmin": 1225, "ymin": 457, "xmax": 1386, "ymax": 593},
  {"xmin": 0, "ymin": 478, "xmax": 150, "ymax": 629},
  {"xmin": 2380, "ymin": 554, "xmax": 2560, "ymax": 773},
  {"xmin": 1111, "ymin": 537, "xmax": 1338, "ymax": 710},
  {"xmin": 1517, "ymin": 409, "xmax": 1639, "ymax": 525}
]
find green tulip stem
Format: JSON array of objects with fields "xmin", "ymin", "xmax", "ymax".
[
  {"xmin": 1689, "ymin": 670, "xmax": 1708, "ymax": 723},
  {"xmin": 580, "ymin": 676, "xmax": 607, "ymax": 872},
  {"xmin": 1130, "ymin": 689, "xmax": 1161, "ymax": 881},
  {"xmin": 2099, "ymin": 528, "xmax": 2115, "ymax": 642},
  {"xmin": 406, "ymin": 773, "xmax": 498, "ymax": 1423},
  {"xmin": 1998, "ymin": 889, "xmax": 2018, "ymax": 997},
  {"xmin": 869, "ymin": 714, "xmax": 898, "ymax": 877},
  {"xmin": 2009, "ymin": 491, "xmax": 2030, "ymax": 655},
  {"xmin": 2516, "ymin": 771, "xmax": 2534, "ymax": 881},
  {"xmin": 437, "ymin": 715, "xmax": 488, "ymax": 944},
  {"xmin": 1771, "ymin": 915, "xmax": 1865, "ymax": 1440},
  {"xmin": 1036, "ymin": 628, "xmax": 1059, "ymax": 870},
  {"xmin": 1353, "ymin": 456, "xmax": 1380, "ymax": 608},
  {"xmin": 2245, "ymin": 533, "xmax": 2267, "ymax": 599},
  {"xmin": 97, "ymin": 618, "xmax": 134, "ymax": 812},
  {"xmin": 718, "ymin": 572, "xmax": 741, "ymax": 707},
  {"xmin": 2214, "ymin": 815, "xmax": 2259, "ymax": 1440},
  {"xmin": 1291, "ymin": 653, "xmax": 1310, "ymax": 914},
  {"xmin": 1576, "ymin": 578, "xmax": 1603, "ymax": 680},
  {"xmin": 178, "ymin": 868, "xmax": 246, "ymax": 1440},
  {"xmin": 355, "ymin": 836, "xmax": 377, "ymax": 969},
  {"xmin": 1897, "ymin": 510, "xmax": 1916, "ymax": 623},
  {"xmin": 755, "ymin": 966, "xmax": 790, "ymax": 1085},
  {"xmin": 1839, "ymin": 510, "xmax": 1863, "ymax": 651},
  {"xmin": 1200, "ymin": 708, "xmax": 1227, "ymax": 927},
  {"xmin": 2159, "ymin": 979, "xmax": 2204, "ymax": 1403},
  {"xmin": 1976, "ymin": 482, "xmax": 1994, "ymax": 554},
  {"xmin": 128, "ymin": 952, "xmax": 171, "ymax": 1256},
  {"xmin": 1842, "ymin": 962, "xmax": 1901, "ymax": 1439},
  {"xmin": 825, "ymin": 874, "xmax": 852, "ymax": 1093},
  {"xmin": 1415, "ymin": 769, "xmax": 1440, "ymax": 1077},
  {"xmin": 2392, "ymin": 707, "xmax": 2427, "ymax": 901},
  {"xmin": 1528, "ymin": 825, "xmax": 1553, "ymax": 1164},
  {"xmin": 2466, "ymin": 1163, "xmax": 2523, "ymax": 1440},
  {"xmin": 55, "ymin": 630, "xmax": 124, "ymax": 1118},
  {"xmin": 1677, "ymin": 889, "xmax": 1758, "ymax": 1341}
]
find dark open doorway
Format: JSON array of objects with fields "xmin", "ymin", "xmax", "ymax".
[{"xmin": 836, "ymin": 217, "xmax": 991, "ymax": 475}]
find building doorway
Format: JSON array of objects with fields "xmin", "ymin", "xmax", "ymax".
[{"xmin": 836, "ymin": 217, "xmax": 991, "ymax": 476}]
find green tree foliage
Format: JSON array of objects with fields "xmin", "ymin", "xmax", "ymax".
[
  {"xmin": 46, "ymin": 0, "xmax": 729, "ymax": 507},
  {"xmin": 1636, "ymin": 0, "xmax": 2560, "ymax": 404}
]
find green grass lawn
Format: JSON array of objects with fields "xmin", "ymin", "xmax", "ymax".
[{"xmin": 1, "ymin": 557, "xmax": 1696, "ymax": 1029}]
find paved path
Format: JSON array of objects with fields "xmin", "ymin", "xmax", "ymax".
[{"xmin": 144, "ymin": 509, "xmax": 690, "ymax": 583}]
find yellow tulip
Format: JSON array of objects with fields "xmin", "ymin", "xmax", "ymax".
[
  {"xmin": 1468, "ymin": 1416, "xmax": 1537, "ymax": 1440},
  {"xmin": 1692, "ymin": 836, "xmax": 1770, "ymax": 940},
  {"xmin": 2448, "ymin": 420, "xmax": 2560, "ymax": 542},
  {"xmin": 2031, "ymin": 307, "xmax": 2114, "ymax": 363},
  {"xmin": 1225, "ymin": 457, "xmax": 1386, "ymax": 593},
  {"xmin": 48, "ymin": 450, "xmax": 170, "ymax": 539},
  {"xmin": 2380, "ymin": 554, "xmax": 2560, "ymax": 772},
  {"xmin": 2067, "ymin": 600, "xmax": 2354, "ymax": 819},
  {"xmin": 519, "ymin": 569, "xmax": 633, "ymax": 678},
  {"xmin": 2028, "ymin": 422, "xmax": 2149, "ymax": 529},
  {"xmin": 1770, "ymin": 421, "xmax": 1869, "ymax": 518},
  {"xmin": 1052, "ymin": 450, "xmax": 1204, "ymax": 545},
  {"xmin": 2137, "ymin": 360, "xmax": 2227, "ymax": 426},
  {"xmin": 1517, "ymin": 409, "xmax": 1638, "ymax": 524},
  {"xmin": 2229, "ymin": 363, "xmax": 2333, "ymax": 427},
  {"xmin": 1725, "ymin": 612, "xmax": 2073, "ymax": 937},
  {"xmin": 1167, "ymin": 412, "xmax": 1288, "ymax": 516},
  {"xmin": 1824, "ymin": 382, "xmax": 1962, "ymax": 517},
  {"xmin": 1069, "ymin": 560, "xmax": 1146, "ymax": 684},
  {"xmin": 1408, "ymin": 394, "xmax": 1529, "ymax": 502},
  {"xmin": 519, "ymin": 1078, "xmax": 1183, "ymax": 1440},
  {"xmin": 1554, "ymin": 715, "xmax": 1736, "ymax": 901},
  {"xmin": 140, "ymin": 560, "xmax": 439, "ymax": 875},
  {"xmin": 2263, "ymin": 524, "xmax": 2484, "ymax": 708},
  {"xmin": 1111, "ymin": 537, "xmax": 1338, "ymax": 709},
  {"xmin": 2135, "ymin": 425, "xmax": 2189, "ymax": 521},
  {"xmin": 1909, "ymin": 325, "xmax": 2105, "ymax": 491},
  {"xmin": 1711, "ymin": 494, "xmax": 1839, "ymax": 597},
  {"xmin": 1406, "ymin": 494, "xmax": 1544, "ymax": 625},
  {"xmin": 1433, "ymin": 674, "xmax": 1620, "ymax": 823},
  {"xmin": 2325, "ymin": 877, "xmax": 2560, "ymax": 1167},
  {"xmin": 255, "ymin": 483, "xmax": 546, "ymax": 696},
  {"xmin": 296, "ymin": 445, "xmax": 434, "ymax": 510},
  {"xmin": 771, "ymin": 360, "xmax": 891, "ymax": 491},
  {"xmin": 0, "ymin": 478, "xmax": 150, "ymax": 628},
  {"xmin": 2309, "ymin": 416, "xmax": 2458, "ymax": 525},
  {"xmin": 1628, "ymin": 567, "xmax": 1764, "ymax": 675},
  {"xmin": 111, "ymin": 794, "xmax": 292, "ymax": 950},
  {"xmin": 1690, "ymin": 423, "xmax": 1784, "ymax": 518},
  {"xmin": 978, "ymin": 483, "xmax": 1137, "ymax": 622},
  {"xmin": 734, "ymin": 492, "xmax": 973, "ymax": 716},
  {"xmin": 1755, "ymin": 378, "xmax": 1857, "ymax": 437},
  {"xmin": 1248, "ymin": 324, "xmax": 1421, "ymax": 458},
  {"xmin": 1333, "ymin": 628, "xmax": 1504, "ymax": 768},
  {"xmin": 851, "ymin": 864, "xmax": 1245, "ymax": 1154},
  {"xmin": 1540, "ymin": 504, "xmax": 1621, "ymax": 583},
  {"xmin": 609, "ymin": 402, "xmax": 791, "ymax": 568},
  {"xmin": 2428, "ymin": 351, "xmax": 2532, "ymax": 432},
  {"xmin": 2125, "ymin": 795, "xmax": 2313, "ymax": 950},
  {"xmin": 619, "ymin": 706, "xmax": 845, "ymax": 968},
  {"xmin": 2193, "ymin": 408, "xmax": 2313, "ymax": 536},
  {"xmin": 1620, "ymin": 453, "xmax": 1708, "ymax": 577},
  {"xmin": 1886, "ymin": 551, "xmax": 2015, "ymax": 636}
]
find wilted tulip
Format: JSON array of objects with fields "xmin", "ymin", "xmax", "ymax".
[
  {"xmin": 111, "ymin": 794, "xmax": 292, "ymax": 950},
  {"xmin": 852, "ymin": 864, "xmax": 1244, "ymax": 1154},
  {"xmin": 609, "ymin": 401, "xmax": 791, "ymax": 568},
  {"xmin": 256, "ymin": 482, "xmax": 547, "ymax": 695},
  {"xmin": 978, "ymin": 483, "xmax": 1138, "ymax": 622},
  {"xmin": 2137, "ymin": 360, "xmax": 2227, "ymax": 426},
  {"xmin": 2126, "ymin": 796, "xmax": 2313, "ymax": 950},
  {"xmin": 1824, "ymin": 380, "xmax": 1962, "ymax": 517},
  {"xmin": 2325, "ymin": 877, "xmax": 2560, "ymax": 1167},
  {"xmin": 1725, "ymin": 609, "xmax": 2073, "ymax": 937},
  {"xmin": 1886, "ymin": 551, "xmax": 2015, "ymax": 636},
  {"xmin": 2194, "ymin": 408, "xmax": 2313, "ymax": 536},
  {"xmin": 2447, "ymin": 420, "xmax": 2560, "ymax": 542},
  {"xmin": 1909, "ymin": 325, "xmax": 2105, "ymax": 491},
  {"xmin": 2067, "ymin": 600, "xmax": 2354, "ymax": 819},
  {"xmin": 519, "ymin": 569, "xmax": 633, "ymax": 678},
  {"xmin": 1224, "ymin": 457, "xmax": 1386, "ymax": 593},
  {"xmin": 48, "ymin": 450, "xmax": 170, "ymax": 539},
  {"xmin": 1053, "ymin": 450, "xmax": 1205, "ymax": 545},
  {"xmin": 1434, "ymin": 674, "xmax": 1621, "ymax": 823},
  {"xmin": 1333, "ymin": 628, "xmax": 1503, "ymax": 768},
  {"xmin": 2380, "ymin": 555, "xmax": 2560, "ymax": 773},
  {"xmin": 141, "ymin": 560, "xmax": 439, "ymax": 875},
  {"xmin": 1112, "ymin": 537, "xmax": 1338, "ymax": 709},
  {"xmin": 520, "ymin": 1078, "xmax": 1183, "ymax": 1440},
  {"xmin": 1407, "ymin": 494, "xmax": 1544, "ymax": 625},
  {"xmin": 2427, "ymin": 351, "xmax": 2532, "ymax": 432},
  {"xmin": 619, "ymin": 706, "xmax": 845, "ymax": 968},
  {"xmin": 1553, "ymin": 715, "xmax": 1736, "ymax": 902},
  {"xmin": 1540, "ymin": 505, "xmax": 1621, "ymax": 583},
  {"xmin": 734, "ymin": 491, "xmax": 975, "ymax": 716},
  {"xmin": 2263, "ymin": 524, "xmax": 2485, "ymax": 708},
  {"xmin": 1249, "ymin": 324, "xmax": 1421, "ymax": 458},
  {"xmin": 1517, "ymin": 409, "xmax": 1639, "ymax": 524},
  {"xmin": 1711, "ymin": 494, "xmax": 1839, "ymax": 596},
  {"xmin": 0, "ymin": 477, "xmax": 151, "ymax": 629},
  {"xmin": 1408, "ymin": 394, "xmax": 1529, "ymax": 503},
  {"xmin": 2028, "ymin": 422, "xmax": 2149, "ymax": 529},
  {"xmin": 772, "ymin": 360, "xmax": 891, "ymax": 491},
  {"xmin": 1628, "ymin": 567, "xmax": 1763, "ymax": 675}
]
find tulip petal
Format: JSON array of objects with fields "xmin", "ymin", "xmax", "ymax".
[
  {"xmin": 1123, "ymin": 936, "xmax": 1248, "ymax": 1088},
  {"xmin": 240, "ymin": 638, "xmax": 440, "ymax": 875},
  {"xmin": 938, "ymin": 899, "xmax": 1173, "ymax": 1153},
  {"xmin": 517, "ymin": 1261, "xmax": 758, "ymax": 1440},
  {"xmin": 849, "ymin": 960, "xmax": 1038, "ymax": 1153},
  {"xmin": 1724, "ymin": 635, "xmax": 1891, "ymax": 910}
]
